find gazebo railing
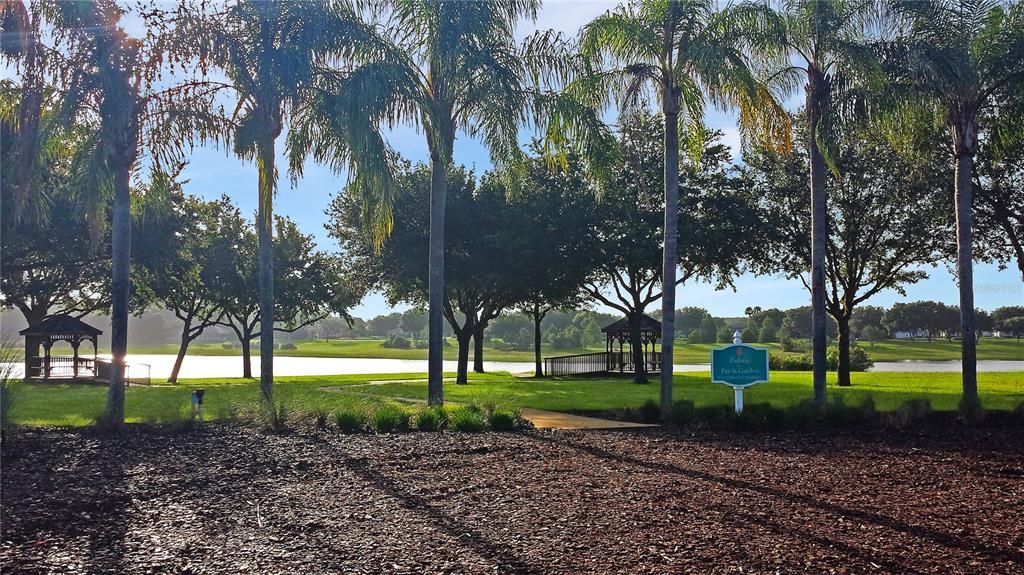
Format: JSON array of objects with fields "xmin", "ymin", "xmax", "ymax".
[
  {"xmin": 27, "ymin": 356, "xmax": 96, "ymax": 379},
  {"xmin": 607, "ymin": 350, "xmax": 662, "ymax": 374}
]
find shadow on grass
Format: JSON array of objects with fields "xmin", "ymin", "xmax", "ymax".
[{"xmin": 532, "ymin": 432, "xmax": 1024, "ymax": 568}]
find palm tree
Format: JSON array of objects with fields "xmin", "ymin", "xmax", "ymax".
[
  {"xmin": 0, "ymin": 0, "xmax": 44, "ymax": 218},
  {"xmin": 764, "ymin": 0, "xmax": 882, "ymax": 405},
  {"xmin": 43, "ymin": 0, "xmax": 142, "ymax": 426},
  {"xmin": 576, "ymin": 0, "xmax": 789, "ymax": 413},
  {"xmin": 290, "ymin": 0, "xmax": 538, "ymax": 405},
  {"xmin": 170, "ymin": 0, "xmax": 373, "ymax": 401},
  {"xmin": 882, "ymin": 0, "xmax": 1024, "ymax": 406}
]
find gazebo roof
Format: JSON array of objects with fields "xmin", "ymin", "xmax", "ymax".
[
  {"xmin": 19, "ymin": 315, "xmax": 103, "ymax": 337},
  {"xmin": 601, "ymin": 315, "xmax": 662, "ymax": 335}
]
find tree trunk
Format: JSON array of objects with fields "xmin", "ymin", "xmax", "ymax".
[
  {"xmin": 472, "ymin": 323, "xmax": 485, "ymax": 373},
  {"xmin": 660, "ymin": 100, "xmax": 679, "ymax": 415},
  {"xmin": 455, "ymin": 328, "xmax": 472, "ymax": 384},
  {"xmin": 241, "ymin": 335, "xmax": 253, "ymax": 379},
  {"xmin": 427, "ymin": 154, "xmax": 448, "ymax": 404},
  {"xmin": 257, "ymin": 141, "xmax": 276, "ymax": 402},
  {"xmin": 168, "ymin": 321, "xmax": 193, "ymax": 384},
  {"xmin": 629, "ymin": 313, "xmax": 648, "ymax": 384},
  {"xmin": 807, "ymin": 70, "xmax": 828, "ymax": 406},
  {"xmin": 953, "ymin": 125, "xmax": 978, "ymax": 403},
  {"xmin": 105, "ymin": 158, "xmax": 132, "ymax": 426},
  {"xmin": 533, "ymin": 303, "xmax": 544, "ymax": 377},
  {"xmin": 836, "ymin": 314, "xmax": 852, "ymax": 387}
]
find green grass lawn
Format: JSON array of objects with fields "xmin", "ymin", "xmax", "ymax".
[
  {"xmin": 114, "ymin": 337, "xmax": 1024, "ymax": 363},
  {"xmin": 8, "ymin": 370, "xmax": 1023, "ymax": 426}
]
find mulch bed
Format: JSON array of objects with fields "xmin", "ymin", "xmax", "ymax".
[{"xmin": 2, "ymin": 424, "xmax": 1023, "ymax": 574}]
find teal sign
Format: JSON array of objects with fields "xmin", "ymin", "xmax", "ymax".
[{"xmin": 711, "ymin": 344, "xmax": 769, "ymax": 387}]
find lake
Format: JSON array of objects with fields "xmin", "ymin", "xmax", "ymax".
[{"xmin": 6, "ymin": 354, "xmax": 1023, "ymax": 380}]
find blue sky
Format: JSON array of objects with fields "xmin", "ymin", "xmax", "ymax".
[{"xmin": 13, "ymin": 1, "xmax": 1024, "ymax": 319}]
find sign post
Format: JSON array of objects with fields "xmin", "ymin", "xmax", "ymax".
[{"xmin": 710, "ymin": 331, "xmax": 769, "ymax": 413}]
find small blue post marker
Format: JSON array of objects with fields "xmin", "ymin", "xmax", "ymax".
[
  {"xmin": 710, "ymin": 331, "xmax": 769, "ymax": 413},
  {"xmin": 191, "ymin": 389, "xmax": 205, "ymax": 420}
]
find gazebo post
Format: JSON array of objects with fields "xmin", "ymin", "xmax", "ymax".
[
  {"xmin": 42, "ymin": 339, "xmax": 53, "ymax": 380},
  {"xmin": 72, "ymin": 337, "xmax": 81, "ymax": 379}
]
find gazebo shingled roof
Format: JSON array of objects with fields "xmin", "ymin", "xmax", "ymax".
[{"xmin": 19, "ymin": 315, "xmax": 103, "ymax": 337}]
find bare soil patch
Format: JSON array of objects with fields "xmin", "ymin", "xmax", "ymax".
[{"xmin": 2, "ymin": 425, "xmax": 1022, "ymax": 574}]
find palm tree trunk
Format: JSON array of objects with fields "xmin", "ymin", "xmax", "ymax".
[
  {"xmin": 257, "ymin": 141, "xmax": 275, "ymax": 402},
  {"xmin": 660, "ymin": 105, "xmax": 679, "ymax": 414},
  {"xmin": 836, "ymin": 313, "xmax": 852, "ymax": 387},
  {"xmin": 533, "ymin": 303, "xmax": 544, "ymax": 377},
  {"xmin": 105, "ymin": 159, "xmax": 131, "ymax": 425},
  {"xmin": 953, "ymin": 123, "xmax": 978, "ymax": 403},
  {"xmin": 807, "ymin": 73, "xmax": 828, "ymax": 406},
  {"xmin": 427, "ymin": 155, "xmax": 447, "ymax": 404}
]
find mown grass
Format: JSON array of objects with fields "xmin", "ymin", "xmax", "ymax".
[
  {"xmin": 105, "ymin": 337, "xmax": 1024, "ymax": 363},
  {"xmin": 7, "ymin": 370, "xmax": 1023, "ymax": 427}
]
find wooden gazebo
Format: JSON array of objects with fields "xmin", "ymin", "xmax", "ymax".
[
  {"xmin": 601, "ymin": 315, "xmax": 662, "ymax": 374},
  {"xmin": 20, "ymin": 315, "xmax": 102, "ymax": 381}
]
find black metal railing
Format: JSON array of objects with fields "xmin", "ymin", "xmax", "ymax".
[
  {"xmin": 544, "ymin": 352, "xmax": 611, "ymax": 376},
  {"xmin": 544, "ymin": 351, "xmax": 663, "ymax": 376}
]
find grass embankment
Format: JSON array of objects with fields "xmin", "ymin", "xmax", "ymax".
[
  {"xmin": 114, "ymin": 337, "xmax": 1024, "ymax": 363},
  {"xmin": 8, "ymin": 371, "xmax": 1024, "ymax": 426}
]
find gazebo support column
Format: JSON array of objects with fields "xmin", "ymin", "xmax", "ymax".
[
  {"xmin": 42, "ymin": 340, "xmax": 53, "ymax": 380},
  {"xmin": 72, "ymin": 338, "xmax": 81, "ymax": 379}
]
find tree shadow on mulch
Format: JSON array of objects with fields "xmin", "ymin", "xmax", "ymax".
[
  {"xmin": 532, "ymin": 432, "xmax": 1024, "ymax": 568},
  {"xmin": 334, "ymin": 451, "xmax": 540, "ymax": 575},
  {"xmin": 2, "ymin": 429, "xmax": 137, "ymax": 574}
]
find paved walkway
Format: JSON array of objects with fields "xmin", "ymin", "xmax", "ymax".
[{"xmin": 316, "ymin": 385, "xmax": 655, "ymax": 430}]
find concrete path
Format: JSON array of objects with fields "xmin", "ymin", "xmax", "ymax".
[
  {"xmin": 316, "ymin": 385, "xmax": 655, "ymax": 430},
  {"xmin": 518, "ymin": 408, "xmax": 657, "ymax": 430}
]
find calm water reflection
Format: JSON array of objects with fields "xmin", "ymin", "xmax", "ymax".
[{"xmin": 6, "ymin": 354, "xmax": 1022, "ymax": 380}]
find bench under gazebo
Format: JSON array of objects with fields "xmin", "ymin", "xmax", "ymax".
[
  {"xmin": 543, "ymin": 315, "xmax": 663, "ymax": 376},
  {"xmin": 20, "ymin": 315, "xmax": 102, "ymax": 382}
]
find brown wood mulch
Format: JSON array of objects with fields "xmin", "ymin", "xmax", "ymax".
[{"xmin": 1, "ymin": 424, "xmax": 1022, "ymax": 575}]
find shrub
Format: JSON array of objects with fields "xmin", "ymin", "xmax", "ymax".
[
  {"xmin": 741, "ymin": 327, "xmax": 758, "ymax": 343},
  {"xmin": 884, "ymin": 398, "xmax": 932, "ymax": 429},
  {"xmin": 735, "ymin": 403, "xmax": 786, "ymax": 431},
  {"xmin": 281, "ymin": 342, "xmax": 298, "ymax": 351},
  {"xmin": 222, "ymin": 341, "xmax": 236, "ymax": 349},
  {"xmin": 334, "ymin": 407, "xmax": 368, "ymax": 433},
  {"xmin": 780, "ymin": 336, "xmax": 797, "ymax": 352},
  {"xmin": 449, "ymin": 406, "xmax": 489, "ymax": 432},
  {"xmin": 488, "ymin": 405, "xmax": 527, "ymax": 431},
  {"xmin": 371, "ymin": 404, "xmax": 411, "ymax": 433},
  {"xmin": 826, "ymin": 345, "xmax": 874, "ymax": 371},
  {"xmin": 769, "ymin": 352, "xmax": 814, "ymax": 371},
  {"xmin": 414, "ymin": 406, "xmax": 447, "ymax": 431},
  {"xmin": 638, "ymin": 398, "xmax": 661, "ymax": 423},
  {"xmin": 687, "ymin": 329, "xmax": 703, "ymax": 344},
  {"xmin": 665, "ymin": 399, "xmax": 696, "ymax": 425},
  {"xmin": 382, "ymin": 335, "xmax": 411, "ymax": 349}
]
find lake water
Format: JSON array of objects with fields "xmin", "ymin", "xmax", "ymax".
[{"xmin": 5, "ymin": 354, "xmax": 1023, "ymax": 380}]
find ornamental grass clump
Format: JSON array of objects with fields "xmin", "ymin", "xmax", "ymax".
[
  {"xmin": 333, "ymin": 406, "xmax": 368, "ymax": 434},
  {"xmin": 371, "ymin": 404, "xmax": 412, "ymax": 434},
  {"xmin": 414, "ymin": 406, "xmax": 447, "ymax": 431},
  {"xmin": 449, "ymin": 405, "xmax": 489, "ymax": 433},
  {"xmin": 487, "ymin": 405, "xmax": 527, "ymax": 431}
]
